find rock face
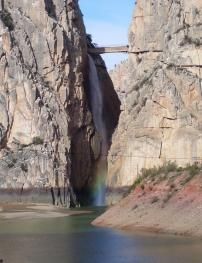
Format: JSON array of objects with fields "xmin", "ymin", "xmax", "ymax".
[
  {"xmin": 107, "ymin": 0, "xmax": 202, "ymax": 188},
  {"xmin": 0, "ymin": 0, "xmax": 120, "ymax": 205}
]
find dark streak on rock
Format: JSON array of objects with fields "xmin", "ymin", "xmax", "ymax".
[{"xmin": 44, "ymin": 0, "xmax": 57, "ymax": 19}]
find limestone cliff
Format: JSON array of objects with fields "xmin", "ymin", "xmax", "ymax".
[
  {"xmin": 0, "ymin": 0, "xmax": 120, "ymax": 205},
  {"xmin": 107, "ymin": 0, "xmax": 202, "ymax": 188}
]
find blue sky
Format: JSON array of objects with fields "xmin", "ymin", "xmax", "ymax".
[{"xmin": 79, "ymin": 0, "xmax": 134, "ymax": 70}]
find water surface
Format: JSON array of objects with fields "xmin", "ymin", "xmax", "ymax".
[{"xmin": 0, "ymin": 207, "xmax": 202, "ymax": 263}]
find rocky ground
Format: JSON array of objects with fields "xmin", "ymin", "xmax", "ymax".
[{"xmin": 93, "ymin": 164, "xmax": 202, "ymax": 237}]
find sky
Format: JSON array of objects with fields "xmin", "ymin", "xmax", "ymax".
[{"xmin": 79, "ymin": 0, "xmax": 134, "ymax": 70}]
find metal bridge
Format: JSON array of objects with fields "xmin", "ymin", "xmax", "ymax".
[
  {"xmin": 87, "ymin": 45, "xmax": 165, "ymax": 55},
  {"xmin": 88, "ymin": 45, "xmax": 129, "ymax": 54}
]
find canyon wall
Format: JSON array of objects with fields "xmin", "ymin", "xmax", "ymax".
[
  {"xmin": 0, "ymin": 0, "xmax": 120, "ymax": 205},
  {"xmin": 108, "ymin": 0, "xmax": 202, "ymax": 187}
]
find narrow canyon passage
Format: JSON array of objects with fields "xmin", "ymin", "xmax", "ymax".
[{"xmin": 0, "ymin": 0, "xmax": 202, "ymax": 262}]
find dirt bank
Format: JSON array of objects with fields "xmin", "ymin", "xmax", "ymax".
[{"xmin": 93, "ymin": 168, "xmax": 202, "ymax": 237}]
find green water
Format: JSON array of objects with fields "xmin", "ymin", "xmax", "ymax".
[{"xmin": 0, "ymin": 207, "xmax": 202, "ymax": 263}]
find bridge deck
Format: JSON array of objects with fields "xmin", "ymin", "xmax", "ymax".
[{"xmin": 88, "ymin": 46, "xmax": 129, "ymax": 54}]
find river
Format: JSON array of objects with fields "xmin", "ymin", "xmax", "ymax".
[{"xmin": 0, "ymin": 207, "xmax": 202, "ymax": 263}]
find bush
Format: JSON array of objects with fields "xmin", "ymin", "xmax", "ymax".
[
  {"xmin": 154, "ymin": 161, "xmax": 177, "ymax": 175},
  {"xmin": 129, "ymin": 162, "xmax": 201, "ymax": 193},
  {"xmin": 130, "ymin": 162, "xmax": 179, "ymax": 191},
  {"xmin": 86, "ymin": 33, "xmax": 92, "ymax": 42},
  {"xmin": 185, "ymin": 163, "xmax": 200, "ymax": 176},
  {"xmin": 7, "ymin": 157, "xmax": 17, "ymax": 168},
  {"xmin": 7, "ymin": 162, "xmax": 14, "ymax": 168},
  {"xmin": 130, "ymin": 176, "xmax": 144, "ymax": 191},
  {"xmin": 20, "ymin": 163, "xmax": 28, "ymax": 173}
]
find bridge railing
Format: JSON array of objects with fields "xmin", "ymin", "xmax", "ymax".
[
  {"xmin": 94, "ymin": 44, "xmax": 128, "ymax": 47},
  {"xmin": 88, "ymin": 45, "xmax": 129, "ymax": 54}
]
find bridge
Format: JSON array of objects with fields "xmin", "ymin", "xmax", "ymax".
[
  {"xmin": 88, "ymin": 45, "xmax": 164, "ymax": 55},
  {"xmin": 88, "ymin": 45, "xmax": 129, "ymax": 54}
]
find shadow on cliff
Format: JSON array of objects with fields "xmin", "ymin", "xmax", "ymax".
[{"xmin": 70, "ymin": 46, "xmax": 121, "ymax": 206}]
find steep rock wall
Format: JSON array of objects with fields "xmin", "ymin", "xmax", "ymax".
[
  {"xmin": 108, "ymin": 0, "xmax": 202, "ymax": 187},
  {"xmin": 0, "ymin": 0, "xmax": 89, "ymax": 204},
  {"xmin": 0, "ymin": 0, "xmax": 120, "ymax": 205}
]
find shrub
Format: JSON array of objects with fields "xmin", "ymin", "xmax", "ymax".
[
  {"xmin": 130, "ymin": 162, "xmax": 177, "ymax": 190},
  {"xmin": 20, "ymin": 163, "xmax": 28, "ymax": 173},
  {"xmin": 130, "ymin": 176, "xmax": 144, "ymax": 191},
  {"xmin": 32, "ymin": 136, "xmax": 44, "ymax": 145},
  {"xmin": 180, "ymin": 163, "xmax": 201, "ymax": 185},
  {"xmin": 155, "ymin": 161, "xmax": 177, "ymax": 175},
  {"xmin": 86, "ymin": 34, "xmax": 92, "ymax": 42},
  {"xmin": 7, "ymin": 162, "xmax": 14, "ymax": 168},
  {"xmin": 185, "ymin": 163, "xmax": 200, "ymax": 177},
  {"xmin": 7, "ymin": 157, "xmax": 17, "ymax": 168},
  {"xmin": 129, "ymin": 162, "xmax": 201, "ymax": 193}
]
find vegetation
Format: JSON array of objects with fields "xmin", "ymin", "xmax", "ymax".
[
  {"xmin": 20, "ymin": 163, "xmax": 28, "ymax": 173},
  {"xmin": 7, "ymin": 162, "xmax": 14, "ymax": 168},
  {"xmin": 0, "ymin": 9, "xmax": 14, "ymax": 31},
  {"xmin": 130, "ymin": 161, "xmax": 202, "ymax": 192},
  {"xmin": 184, "ymin": 163, "xmax": 200, "ymax": 176},
  {"xmin": 180, "ymin": 35, "xmax": 202, "ymax": 47},
  {"xmin": 32, "ymin": 136, "xmax": 44, "ymax": 145},
  {"xmin": 86, "ymin": 33, "xmax": 92, "ymax": 42},
  {"xmin": 180, "ymin": 163, "xmax": 201, "ymax": 185},
  {"xmin": 7, "ymin": 157, "xmax": 17, "ymax": 168}
]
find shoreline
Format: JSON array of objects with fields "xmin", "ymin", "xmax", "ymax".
[
  {"xmin": 92, "ymin": 172, "xmax": 202, "ymax": 238},
  {"xmin": 92, "ymin": 220, "xmax": 202, "ymax": 239},
  {"xmin": 0, "ymin": 202, "xmax": 91, "ymax": 220}
]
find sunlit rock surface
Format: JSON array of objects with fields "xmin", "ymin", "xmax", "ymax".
[
  {"xmin": 108, "ymin": 0, "xmax": 202, "ymax": 187},
  {"xmin": 0, "ymin": 0, "xmax": 120, "ymax": 204}
]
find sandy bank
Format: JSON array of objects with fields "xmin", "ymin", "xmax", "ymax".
[{"xmin": 0, "ymin": 203, "xmax": 90, "ymax": 220}]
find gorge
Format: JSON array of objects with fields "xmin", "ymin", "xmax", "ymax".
[
  {"xmin": 1, "ymin": 1, "xmax": 202, "ymax": 262},
  {"xmin": 0, "ymin": 0, "xmax": 201, "ymax": 239}
]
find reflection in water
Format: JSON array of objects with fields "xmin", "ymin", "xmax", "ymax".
[{"xmin": 0, "ymin": 208, "xmax": 202, "ymax": 263}]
